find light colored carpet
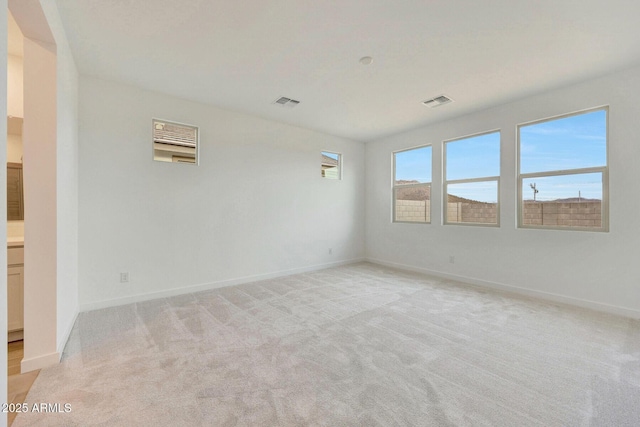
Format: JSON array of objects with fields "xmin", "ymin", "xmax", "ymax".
[{"xmin": 13, "ymin": 262, "xmax": 640, "ymax": 426}]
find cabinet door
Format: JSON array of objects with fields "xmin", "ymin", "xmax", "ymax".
[
  {"xmin": 7, "ymin": 163, "xmax": 24, "ymax": 221},
  {"xmin": 8, "ymin": 266, "xmax": 24, "ymax": 332}
]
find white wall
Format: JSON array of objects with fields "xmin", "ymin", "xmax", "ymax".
[
  {"xmin": 1, "ymin": 1, "xmax": 9, "ymax": 422},
  {"xmin": 8, "ymin": 0, "xmax": 80, "ymax": 369},
  {"xmin": 41, "ymin": 0, "xmax": 80, "ymax": 357},
  {"xmin": 22, "ymin": 35, "xmax": 59, "ymax": 371},
  {"xmin": 78, "ymin": 76, "xmax": 365, "ymax": 309},
  {"xmin": 365, "ymin": 65, "xmax": 640, "ymax": 317},
  {"xmin": 6, "ymin": 53, "xmax": 22, "ymax": 118}
]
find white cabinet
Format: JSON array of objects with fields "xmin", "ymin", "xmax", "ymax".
[{"xmin": 8, "ymin": 245, "xmax": 24, "ymax": 341}]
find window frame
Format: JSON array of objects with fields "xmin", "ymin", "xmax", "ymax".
[
  {"xmin": 443, "ymin": 129, "xmax": 501, "ymax": 227},
  {"xmin": 392, "ymin": 144, "xmax": 432, "ymax": 224},
  {"xmin": 516, "ymin": 106, "xmax": 609, "ymax": 232},
  {"xmin": 321, "ymin": 151, "xmax": 342, "ymax": 180}
]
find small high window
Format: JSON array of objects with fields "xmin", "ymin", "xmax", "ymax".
[
  {"xmin": 321, "ymin": 151, "xmax": 341, "ymax": 179},
  {"xmin": 444, "ymin": 131, "xmax": 500, "ymax": 226},
  {"xmin": 518, "ymin": 108, "xmax": 608, "ymax": 231},
  {"xmin": 393, "ymin": 145, "xmax": 432, "ymax": 223},
  {"xmin": 153, "ymin": 119, "xmax": 199, "ymax": 164}
]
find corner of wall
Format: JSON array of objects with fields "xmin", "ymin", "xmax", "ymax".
[{"xmin": 57, "ymin": 305, "xmax": 78, "ymax": 355}]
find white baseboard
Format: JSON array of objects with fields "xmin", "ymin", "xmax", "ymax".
[
  {"xmin": 21, "ymin": 351, "xmax": 60, "ymax": 373},
  {"xmin": 57, "ymin": 307, "xmax": 79, "ymax": 355},
  {"xmin": 80, "ymin": 258, "xmax": 365, "ymax": 312},
  {"xmin": 366, "ymin": 257, "xmax": 640, "ymax": 319}
]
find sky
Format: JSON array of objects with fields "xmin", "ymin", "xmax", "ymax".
[
  {"xmin": 322, "ymin": 151, "xmax": 340, "ymax": 161},
  {"xmin": 394, "ymin": 109, "xmax": 606, "ymax": 203}
]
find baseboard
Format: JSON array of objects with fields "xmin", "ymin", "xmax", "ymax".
[
  {"xmin": 21, "ymin": 351, "xmax": 60, "ymax": 373},
  {"xmin": 366, "ymin": 257, "xmax": 640, "ymax": 319},
  {"xmin": 80, "ymin": 257, "xmax": 365, "ymax": 312},
  {"xmin": 57, "ymin": 306, "xmax": 79, "ymax": 355}
]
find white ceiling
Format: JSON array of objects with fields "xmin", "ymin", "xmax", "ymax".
[{"xmin": 55, "ymin": 0, "xmax": 640, "ymax": 142}]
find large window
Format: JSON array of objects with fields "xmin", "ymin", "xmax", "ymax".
[
  {"xmin": 444, "ymin": 131, "xmax": 500, "ymax": 226},
  {"xmin": 518, "ymin": 108, "xmax": 608, "ymax": 231},
  {"xmin": 393, "ymin": 145, "xmax": 432, "ymax": 223}
]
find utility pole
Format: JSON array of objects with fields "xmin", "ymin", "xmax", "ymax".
[{"xmin": 530, "ymin": 183, "xmax": 538, "ymax": 201}]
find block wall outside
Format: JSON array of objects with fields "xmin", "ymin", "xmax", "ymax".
[
  {"xmin": 395, "ymin": 199, "xmax": 430, "ymax": 222},
  {"xmin": 394, "ymin": 200, "xmax": 599, "ymax": 226},
  {"xmin": 522, "ymin": 201, "xmax": 602, "ymax": 228},
  {"xmin": 448, "ymin": 202, "xmax": 497, "ymax": 224},
  {"xmin": 395, "ymin": 200, "xmax": 497, "ymax": 224}
]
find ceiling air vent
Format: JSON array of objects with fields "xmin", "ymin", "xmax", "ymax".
[
  {"xmin": 273, "ymin": 96, "xmax": 301, "ymax": 108},
  {"xmin": 422, "ymin": 95, "xmax": 453, "ymax": 108}
]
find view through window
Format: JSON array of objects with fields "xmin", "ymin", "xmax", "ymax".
[
  {"xmin": 321, "ymin": 151, "xmax": 341, "ymax": 179},
  {"xmin": 393, "ymin": 145, "xmax": 432, "ymax": 223},
  {"xmin": 153, "ymin": 119, "xmax": 199, "ymax": 164},
  {"xmin": 518, "ymin": 108, "xmax": 608, "ymax": 230},
  {"xmin": 444, "ymin": 131, "xmax": 500, "ymax": 225}
]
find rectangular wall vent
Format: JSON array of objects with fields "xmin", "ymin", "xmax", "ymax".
[
  {"xmin": 422, "ymin": 95, "xmax": 453, "ymax": 108},
  {"xmin": 273, "ymin": 96, "xmax": 301, "ymax": 108}
]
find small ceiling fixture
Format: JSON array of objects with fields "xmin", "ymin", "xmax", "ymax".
[
  {"xmin": 273, "ymin": 96, "xmax": 301, "ymax": 108},
  {"xmin": 359, "ymin": 56, "xmax": 373, "ymax": 65},
  {"xmin": 422, "ymin": 95, "xmax": 453, "ymax": 108}
]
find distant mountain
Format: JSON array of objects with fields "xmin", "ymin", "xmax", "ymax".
[
  {"xmin": 398, "ymin": 180, "xmax": 601, "ymax": 204},
  {"xmin": 550, "ymin": 197, "xmax": 600, "ymax": 202},
  {"xmin": 395, "ymin": 180, "xmax": 491, "ymax": 204},
  {"xmin": 395, "ymin": 182, "xmax": 431, "ymax": 201},
  {"xmin": 524, "ymin": 197, "xmax": 601, "ymax": 202}
]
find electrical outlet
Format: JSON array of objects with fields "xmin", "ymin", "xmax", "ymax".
[
  {"xmin": 449, "ymin": 256, "xmax": 455, "ymax": 264},
  {"xmin": 120, "ymin": 272, "xmax": 129, "ymax": 283}
]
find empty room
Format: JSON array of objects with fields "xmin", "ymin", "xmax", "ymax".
[{"xmin": 2, "ymin": 0, "xmax": 640, "ymax": 426}]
